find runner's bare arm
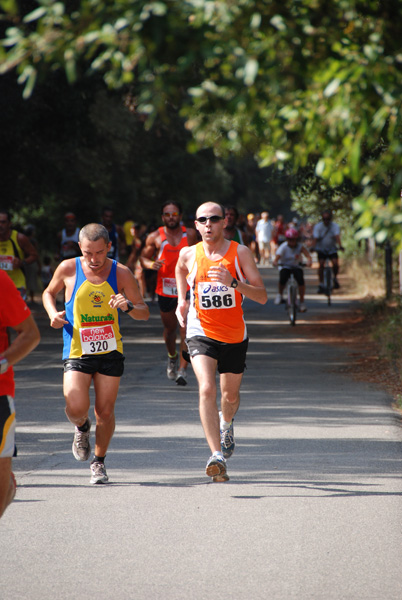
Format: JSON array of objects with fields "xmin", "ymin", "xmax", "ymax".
[
  {"xmin": 2, "ymin": 314, "xmax": 40, "ymax": 366},
  {"xmin": 42, "ymin": 260, "xmax": 75, "ymax": 328},
  {"xmin": 186, "ymin": 227, "xmax": 199, "ymax": 246},
  {"xmin": 208, "ymin": 246, "xmax": 267, "ymax": 305},
  {"xmin": 13, "ymin": 232, "xmax": 38, "ymax": 269},
  {"xmin": 175, "ymin": 246, "xmax": 194, "ymax": 328},
  {"xmin": 301, "ymin": 245, "xmax": 312, "ymax": 266},
  {"xmin": 140, "ymin": 231, "xmax": 164, "ymax": 270},
  {"xmin": 111, "ymin": 265, "xmax": 150, "ymax": 320}
]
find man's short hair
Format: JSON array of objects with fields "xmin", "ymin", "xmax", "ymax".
[
  {"xmin": 79, "ymin": 223, "xmax": 109, "ymax": 244},
  {"xmin": 0, "ymin": 209, "xmax": 11, "ymax": 221},
  {"xmin": 161, "ymin": 200, "xmax": 182, "ymax": 214}
]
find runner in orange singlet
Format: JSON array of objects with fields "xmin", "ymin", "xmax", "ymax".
[
  {"xmin": 176, "ymin": 202, "xmax": 267, "ymax": 482},
  {"xmin": 140, "ymin": 201, "xmax": 198, "ymax": 385}
]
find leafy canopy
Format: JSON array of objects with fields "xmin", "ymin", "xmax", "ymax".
[{"xmin": 1, "ymin": 0, "xmax": 402, "ymax": 243}]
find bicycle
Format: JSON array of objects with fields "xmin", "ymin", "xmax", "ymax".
[
  {"xmin": 319, "ymin": 250, "xmax": 343, "ymax": 305},
  {"xmin": 285, "ymin": 271, "xmax": 298, "ymax": 326},
  {"xmin": 322, "ymin": 254, "xmax": 333, "ymax": 306}
]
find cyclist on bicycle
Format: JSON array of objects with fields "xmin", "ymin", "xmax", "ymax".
[
  {"xmin": 272, "ymin": 227, "xmax": 312, "ymax": 312},
  {"xmin": 311, "ymin": 210, "xmax": 344, "ymax": 293}
]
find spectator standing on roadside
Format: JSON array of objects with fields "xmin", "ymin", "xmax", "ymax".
[
  {"xmin": 0, "ymin": 271, "xmax": 40, "ymax": 518},
  {"xmin": 24, "ymin": 224, "xmax": 41, "ymax": 304},
  {"xmin": 57, "ymin": 212, "xmax": 81, "ymax": 262},
  {"xmin": 255, "ymin": 211, "xmax": 273, "ymax": 266},
  {"xmin": 175, "ymin": 202, "xmax": 267, "ymax": 482},
  {"xmin": 41, "ymin": 256, "xmax": 54, "ymax": 290},
  {"xmin": 0, "ymin": 210, "xmax": 39, "ymax": 300},
  {"xmin": 312, "ymin": 210, "xmax": 344, "ymax": 293},
  {"xmin": 223, "ymin": 206, "xmax": 247, "ymax": 245},
  {"xmin": 126, "ymin": 223, "xmax": 146, "ymax": 296},
  {"xmin": 42, "ymin": 223, "xmax": 149, "ymax": 485},
  {"xmin": 101, "ymin": 207, "xmax": 127, "ymax": 263},
  {"xmin": 271, "ymin": 214, "xmax": 287, "ymax": 254},
  {"xmin": 141, "ymin": 202, "xmax": 198, "ymax": 386},
  {"xmin": 246, "ymin": 213, "xmax": 260, "ymax": 263}
]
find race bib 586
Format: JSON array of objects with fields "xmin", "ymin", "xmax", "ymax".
[{"xmin": 198, "ymin": 282, "xmax": 236, "ymax": 310}]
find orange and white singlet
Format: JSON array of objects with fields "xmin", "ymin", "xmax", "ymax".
[
  {"xmin": 62, "ymin": 258, "xmax": 123, "ymax": 359},
  {"xmin": 186, "ymin": 241, "xmax": 246, "ymax": 344},
  {"xmin": 155, "ymin": 226, "xmax": 188, "ymax": 297}
]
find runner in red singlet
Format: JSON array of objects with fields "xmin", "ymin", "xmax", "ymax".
[{"xmin": 140, "ymin": 201, "xmax": 198, "ymax": 385}]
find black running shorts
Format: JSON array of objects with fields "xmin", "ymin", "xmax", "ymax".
[
  {"xmin": 185, "ymin": 336, "xmax": 248, "ymax": 374},
  {"xmin": 279, "ymin": 266, "xmax": 305, "ymax": 287},
  {"xmin": 63, "ymin": 350, "xmax": 125, "ymax": 377},
  {"xmin": 157, "ymin": 295, "xmax": 178, "ymax": 313},
  {"xmin": 317, "ymin": 251, "xmax": 338, "ymax": 260},
  {"xmin": 0, "ymin": 395, "xmax": 16, "ymax": 458},
  {"xmin": 158, "ymin": 291, "xmax": 190, "ymax": 313}
]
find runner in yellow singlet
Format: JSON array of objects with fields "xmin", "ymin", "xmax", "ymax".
[
  {"xmin": 176, "ymin": 202, "xmax": 267, "ymax": 482},
  {"xmin": 0, "ymin": 209, "xmax": 38, "ymax": 300},
  {"xmin": 43, "ymin": 223, "xmax": 149, "ymax": 485}
]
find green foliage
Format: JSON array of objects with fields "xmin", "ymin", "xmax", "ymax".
[
  {"xmin": 1, "ymin": 72, "xmax": 289, "ymax": 254},
  {"xmin": 371, "ymin": 297, "xmax": 402, "ymax": 364},
  {"xmin": 1, "ymin": 0, "xmax": 402, "ymax": 245}
]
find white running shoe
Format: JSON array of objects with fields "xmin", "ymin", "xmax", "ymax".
[
  {"xmin": 90, "ymin": 461, "xmax": 109, "ymax": 484},
  {"xmin": 299, "ymin": 303, "xmax": 307, "ymax": 313},
  {"xmin": 167, "ymin": 354, "xmax": 178, "ymax": 380},
  {"xmin": 274, "ymin": 293, "xmax": 282, "ymax": 305},
  {"xmin": 72, "ymin": 419, "xmax": 91, "ymax": 461},
  {"xmin": 175, "ymin": 368, "xmax": 187, "ymax": 386},
  {"xmin": 205, "ymin": 455, "xmax": 229, "ymax": 482}
]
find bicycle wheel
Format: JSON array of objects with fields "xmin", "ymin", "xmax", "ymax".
[
  {"xmin": 324, "ymin": 266, "xmax": 332, "ymax": 305},
  {"xmin": 287, "ymin": 280, "xmax": 297, "ymax": 325}
]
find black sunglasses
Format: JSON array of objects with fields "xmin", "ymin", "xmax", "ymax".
[{"xmin": 195, "ymin": 215, "xmax": 224, "ymax": 224}]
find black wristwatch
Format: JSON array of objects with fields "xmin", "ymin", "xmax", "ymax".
[
  {"xmin": 230, "ymin": 278, "xmax": 238, "ymax": 289},
  {"xmin": 124, "ymin": 300, "xmax": 134, "ymax": 313}
]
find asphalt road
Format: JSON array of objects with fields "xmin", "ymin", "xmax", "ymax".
[{"xmin": 1, "ymin": 266, "xmax": 402, "ymax": 600}]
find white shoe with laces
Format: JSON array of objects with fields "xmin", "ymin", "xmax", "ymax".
[
  {"xmin": 90, "ymin": 461, "xmax": 109, "ymax": 484},
  {"xmin": 167, "ymin": 354, "xmax": 178, "ymax": 380},
  {"xmin": 274, "ymin": 293, "xmax": 282, "ymax": 305},
  {"xmin": 175, "ymin": 368, "xmax": 187, "ymax": 386}
]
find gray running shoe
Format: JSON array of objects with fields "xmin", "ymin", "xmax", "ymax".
[
  {"xmin": 205, "ymin": 455, "xmax": 229, "ymax": 482},
  {"xmin": 90, "ymin": 461, "xmax": 109, "ymax": 484},
  {"xmin": 219, "ymin": 412, "xmax": 235, "ymax": 459},
  {"xmin": 72, "ymin": 419, "xmax": 91, "ymax": 461},
  {"xmin": 167, "ymin": 354, "xmax": 178, "ymax": 380},
  {"xmin": 175, "ymin": 368, "xmax": 187, "ymax": 386}
]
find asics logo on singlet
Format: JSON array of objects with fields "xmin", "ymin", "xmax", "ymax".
[{"xmin": 202, "ymin": 284, "xmax": 229, "ymax": 293}]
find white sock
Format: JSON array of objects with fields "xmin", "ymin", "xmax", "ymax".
[
  {"xmin": 220, "ymin": 418, "xmax": 232, "ymax": 431},
  {"xmin": 213, "ymin": 451, "xmax": 224, "ymax": 459}
]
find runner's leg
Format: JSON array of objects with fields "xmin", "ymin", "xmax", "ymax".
[
  {"xmin": 191, "ymin": 354, "xmax": 220, "ymax": 453},
  {"xmin": 0, "ymin": 458, "xmax": 14, "ymax": 517},
  {"xmin": 160, "ymin": 309, "xmax": 178, "ymax": 357},
  {"xmin": 93, "ymin": 373, "xmax": 120, "ymax": 457},
  {"xmin": 178, "ymin": 324, "xmax": 188, "ymax": 371},
  {"xmin": 63, "ymin": 370, "xmax": 92, "ymax": 427},
  {"xmin": 220, "ymin": 372, "xmax": 243, "ymax": 424}
]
